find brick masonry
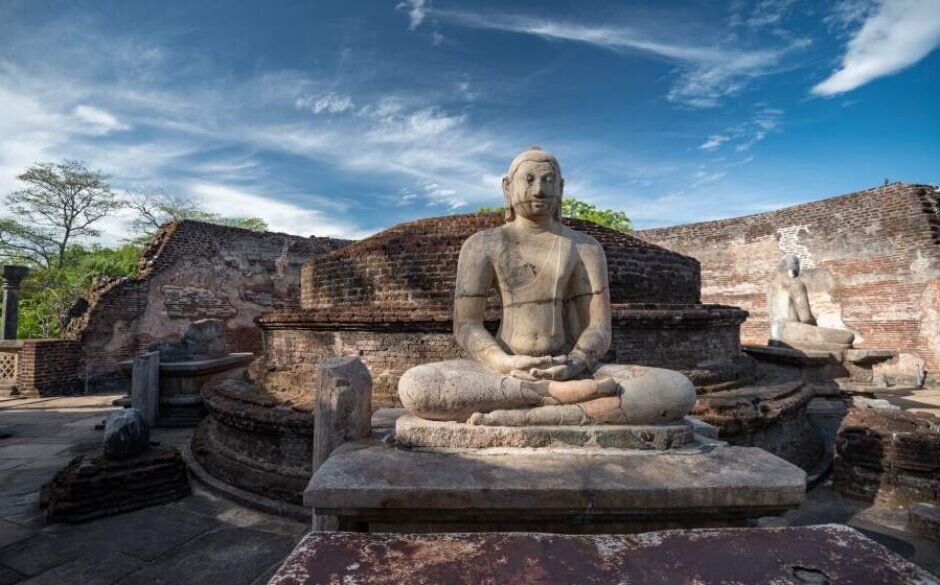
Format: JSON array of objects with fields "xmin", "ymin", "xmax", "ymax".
[
  {"xmin": 16, "ymin": 339, "xmax": 82, "ymax": 396},
  {"xmin": 637, "ymin": 183, "xmax": 940, "ymax": 373},
  {"xmin": 65, "ymin": 220, "xmax": 349, "ymax": 388}
]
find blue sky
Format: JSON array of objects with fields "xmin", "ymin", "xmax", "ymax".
[{"xmin": 1, "ymin": 0, "xmax": 938, "ymax": 240}]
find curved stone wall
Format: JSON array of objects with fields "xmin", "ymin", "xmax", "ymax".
[
  {"xmin": 301, "ymin": 213, "xmax": 701, "ymax": 310},
  {"xmin": 256, "ymin": 303, "xmax": 750, "ymax": 407}
]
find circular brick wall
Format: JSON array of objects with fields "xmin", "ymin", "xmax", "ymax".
[{"xmin": 301, "ymin": 213, "xmax": 701, "ymax": 310}]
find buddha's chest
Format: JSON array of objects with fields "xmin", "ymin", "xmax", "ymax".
[{"xmin": 493, "ymin": 235, "xmax": 575, "ymax": 294}]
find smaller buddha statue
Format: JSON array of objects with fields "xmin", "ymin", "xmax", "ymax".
[
  {"xmin": 396, "ymin": 146, "xmax": 696, "ymax": 427},
  {"xmin": 767, "ymin": 255, "xmax": 854, "ymax": 350}
]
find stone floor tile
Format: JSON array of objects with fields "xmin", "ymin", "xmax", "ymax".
[
  {"xmin": 114, "ymin": 526, "xmax": 297, "ymax": 585},
  {"xmin": 0, "ymin": 565, "xmax": 25, "ymax": 585},
  {"xmin": 0, "ymin": 469, "xmax": 58, "ymax": 497},
  {"xmin": 0, "ymin": 444, "xmax": 71, "ymax": 460},
  {"xmin": 0, "ymin": 519, "xmax": 33, "ymax": 550},
  {"xmin": 15, "ymin": 553, "xmax": 142, "ymax": 585},
  {"xmin": 0, "ymin": 506, "xmax": 217, "ymax": 576},
  {"xmin": 171, "ymin": 488, "xmax": 306, "ymax": 538}
]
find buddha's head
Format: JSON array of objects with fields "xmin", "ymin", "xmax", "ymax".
[
  {"xmin": 779, "ymin": 255, "xmax": 801, "ymax": 278},
  {"xmin": 502, "ymin": 146, "xmax": 564, "ymax": 222}
]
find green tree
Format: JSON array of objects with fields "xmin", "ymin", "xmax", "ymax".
[
  {"xmin": 128, "ymin": 190, "xmax": 268, "ymax": 241},
  {"xmin": 478, "ymin": 197, "xmax": 633, "ymax": 233},
  {"xmin": 0, "ymin": 161, "xmax": 124, "ymax": 268}
]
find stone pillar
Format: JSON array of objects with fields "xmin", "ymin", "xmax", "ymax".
[
  {"xmin": 132, "ymin": 351, "xmax": 160, "ymax": 427},
  {"xmin": 312, "ymin": 356, "xmax": 371, "ymax": 531},
  {"xmin": 1, "ymin": 266, "xmax": 29, "ymax": 340}
]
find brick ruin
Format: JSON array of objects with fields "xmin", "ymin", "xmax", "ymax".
[
  {"xmin": 65, "ymin": 220, "xmax": 349, "ymax": 390},
  {"xmin": 637, "ymin": 183, "xmax": 940, "ymax": 378}
]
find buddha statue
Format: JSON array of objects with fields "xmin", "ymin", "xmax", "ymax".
[
  {"xmin": 397, "ymin": 146, "xmax": 696, "ymax": 427},
  {"xmin": 767, "ymin": 255, "xmax": 855, "ymax": 350}
]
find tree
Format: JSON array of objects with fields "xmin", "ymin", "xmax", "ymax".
[
  {"xmin": 478, "ymin": 197, "xmax": 633, "ymax": 233},
  {"xmin": 0, "ymin": 161, "xmax": 124, "ymax": 268},
  {"xmin": 127, "ymin": 190, "xmax": 268, "ymax": 240}
]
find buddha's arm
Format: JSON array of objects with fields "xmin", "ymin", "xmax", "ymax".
[
  {"xmin": 793, "ymin": 282, "xmax": 816, "ymax": 325},
  {"xmin": 568, "ymin": 243, "xmax": 612, "ymax": 369}
]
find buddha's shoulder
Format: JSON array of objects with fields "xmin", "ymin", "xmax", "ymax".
[
  {"xmin": 561, "ymin": 225, "xmax": 604, "ymax": 249},
  {"xmin": 461, "ymin": 227, "xmax": 504, "ymax": 255}
]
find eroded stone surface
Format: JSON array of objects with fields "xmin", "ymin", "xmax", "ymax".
[
  {"xmin": 269, "ymin": 525, "xmax": 938, "ymax": 585},
  {"xmin": 305, "ymin": 438, "xmax": 805, "ymax": 531},
  {"xmin": 394, "ymin": 414, "xmax": 693, "ymax": 450},
  {"xmin": 833, "ymin": 407, "xmax": 940, "ymax": 506},
  {"xmin": 103, "ymin": 408, "xmax": 150, "ymax": 458}
]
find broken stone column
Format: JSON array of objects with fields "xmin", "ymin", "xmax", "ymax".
[
  {"xmin": 1, "ymin": 265, "xmax": 29, "ymax": 340},
  {"xmin": 312, "ymin": 356, "xmax": 371, "ymax": 531},
  {"xmin": 132, "ymin": 351, "xmax": 160, "ymax": 427}
]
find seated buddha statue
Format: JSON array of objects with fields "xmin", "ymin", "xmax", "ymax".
[
  {"xmin": 767, "ymin": 255, "xmax": 855, "ymax": 350},
  {"xmin": 397, "ymin": 146, "xmax": 696, "ymax": 427}
]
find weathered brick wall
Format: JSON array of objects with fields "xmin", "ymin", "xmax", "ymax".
[
  {"xmin": 258, "ymin": 304, "xmax": 746, "ymax": 407},
  {"xmin": 637, "ymin": 184, "xmax": 940, "ymax": 372},
  {"xmin": 16, "ymin": 339, "xmax": 82, "ymax": 396},
  {"xmin": 66, "ymin": 221, "xmax": 349, "ymax": 388},
  {"xmin": 302, "ymin": 213, "xmax": 701, "ymax": 310}
]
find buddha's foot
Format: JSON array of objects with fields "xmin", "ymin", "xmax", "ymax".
[{"xmin": 545, "ymin": 377, "xmax": 619, "ymax": 404}]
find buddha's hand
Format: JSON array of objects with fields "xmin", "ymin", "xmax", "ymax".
[
  {"xmin": 492, "ymin": 354, "xmax": 554, "ymax": 379},
  {"xmin": 529, "ymin": 355, "xmax": 587, "ymax": 381}
]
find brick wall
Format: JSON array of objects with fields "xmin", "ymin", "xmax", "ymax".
[
  {"xmin": 66, "ymin": 220, "xmax": 349, "ymax": 388},
  {"xmin": 16, "ymin": 339, "xmax": 82, "ymax": 396},
  {"xmin": 302, "ymin": 213, "xmax": 701, "ymax": 310},
  {"xmin": 637, "ymin": 183, "xmax": 940, "ymax": 371}
]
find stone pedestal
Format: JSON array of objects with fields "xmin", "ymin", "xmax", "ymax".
[
  {"xmin": 743, "ymin": 344, "xmax": 902, "ymax": 393},
  {"xmin": 304, "ymin": 434, "xmax": 806, "ymax": 533},
  {"xmin": 122, "ymin": 353, "xmax": 254, "ymax": 426}
]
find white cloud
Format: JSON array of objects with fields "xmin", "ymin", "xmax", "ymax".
[
  {"xmin": 813, "ymin": 0, "xmax": 940, "ymax": 96},
  {"xmin": 188, "ymin": 182, "xmax": 369, "ymax": 239},
  {"xmin": 699, "ymin": 134, "xmax": 730, "ymax": 150},
  {"xmin": 296, "ymin": 92, "xmax": 354, "ymax": 114},
  {"xmin": 73, "ymin": 105, "xmax": 131, "ymax": 134},
  {"xmin": 434, "ymin": 10, "xmax": 810, "ymax": 107},
  {"xmin": 397, "ymin": 0, "xmax": 429, "ymax": 30}
]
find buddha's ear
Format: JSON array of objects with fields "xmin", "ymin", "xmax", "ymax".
[
  {"xmin": 502, "ymin": 176, "xmax": 510, "ymax": 199},
  {"xmin": 560, "ymin": 177, "xmax": 565, "ymax": 196},
  {"xmin": 502, "ymin": 176, "xmax": 514, "ymax": 222}
]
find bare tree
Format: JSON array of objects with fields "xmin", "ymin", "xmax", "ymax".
[
  {"xmin": 127, "ymin": 189, "xmax": 202, "ymax": 235},
  {"xmin": 0, "ymin": 161, "xmax": 124, "ymax": 268}
]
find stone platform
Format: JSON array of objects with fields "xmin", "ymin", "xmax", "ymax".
[
  {"xmin": 269, "ymin": 524, "xmax": 939, "ymax": 585},
  {"xmin": 395, "ymin": 414, "xmax": 697, "ymax": 450},
  {"xmin": 305, "ymin": 437, "xmax": 806, "ymax": 533}
]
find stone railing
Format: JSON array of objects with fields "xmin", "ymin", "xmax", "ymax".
[{"xmin": 0, "ymin": 340, "xmax": 23, "ymax": 395}]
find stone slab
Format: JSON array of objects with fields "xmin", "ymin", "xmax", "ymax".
[
  {"xmin": 394, "ymin": 414, "xmax": 694, "ymax": 450},
  {"xmin": 910, "ymin": 503, "xmax": 940, "ymax": 541},
  {"xmin": 742, "ymin": 344, "xmax": 839, "ymax": 365},
  {"xmin": 845, "ymin": 349, "xmax": 899, "ymax": 363},
  {"xmin": 268, "ymin": 524, "xmax": 939, "ymax": 585},
  {"xmin": 305, "ymin": 439, "xmax": 806, "ymax": 531}
]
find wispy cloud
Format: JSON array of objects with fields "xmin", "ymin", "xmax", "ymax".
[
  {"xmin": 699, "ymin": 134, "xmax": 730, "ymax": 150},
  {"xmin": 296, "ymin": 92, "xmax": 354, "ymax": 114},
  {"xmin": 430, "ymin": 9, "xmax": 810, "ymax": 107},
  {"xmin": 397, "ymin": 0, "xmax": 429, "ymax": 31},
  {"xmin": 813, "ymin": 0, "xmax": 940, "ymax": 96}
]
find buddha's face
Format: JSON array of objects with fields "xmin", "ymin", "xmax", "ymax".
[
  {"xmin": 503, "ymin": 161, "xmax": 563, "ymax": 221},
  {"xmin": 785, "ymin": 256, "xmax": 800, "ymax": 278}
]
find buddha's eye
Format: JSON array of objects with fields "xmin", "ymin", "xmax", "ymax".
[
  {"xmin": 545, "ymin": 175, "xmax": 554, "ymax": 183},
  {"xmin": 526, "ymin": 174, "xmax": 534, "ymax": 183}
]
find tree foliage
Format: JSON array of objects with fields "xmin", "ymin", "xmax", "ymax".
[
  {"xmin": 127, "ymin": 190, "xmax": 268, "ymax": 242},
  {"xmin": 0, "ymin": 161, "xmax": 124, "ymax": 268},
  {"xmin": 478, "ymin": 197, "xmax": 633, "ymax": 232}
]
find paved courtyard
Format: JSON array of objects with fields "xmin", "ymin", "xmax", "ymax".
[
  {"xmin": 0, "ymin": 394, "xmax": 305, "ymax": 585},
  {"xmin": 0, "ymin": 389, "xmax": 938, "ymax": 584}
]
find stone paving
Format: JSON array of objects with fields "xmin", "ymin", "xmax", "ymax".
[
  {"xmin": 0, "ymin": 394, "xmax": 305, "ymax": 585},
  {"xmin": 0, "ymin": 390, "xmax": 938, "ymax": 583}
]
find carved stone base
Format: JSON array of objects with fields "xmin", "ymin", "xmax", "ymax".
[{"xmin": 395, "ymin": 415, "xmax": 695, "ymax": 450}]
